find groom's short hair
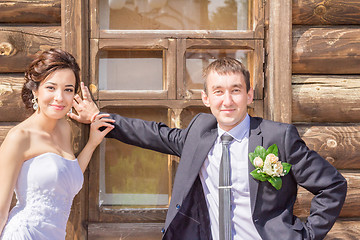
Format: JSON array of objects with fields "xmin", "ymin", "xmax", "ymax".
[{"xmin": 202, "ymin": 57, "xmax": 250, "ymax": 94}]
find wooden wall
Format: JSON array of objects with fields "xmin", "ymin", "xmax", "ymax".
[{"xmin": 292, "ymin": 0, "xmax": 360, "ymax": 239}]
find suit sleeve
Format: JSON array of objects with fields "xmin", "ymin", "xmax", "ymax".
[
  {"xmin": 103, "ymin": 112, "xmax": 193, "ymax": 157},
  {"xmin": 284, "ymin": 124, "xmax": 347, "ymax": 240}
]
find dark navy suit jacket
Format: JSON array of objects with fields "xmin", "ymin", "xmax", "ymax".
[{"xmin": 106, "ymin": 113, "xmax": 347, "ymax": 240}]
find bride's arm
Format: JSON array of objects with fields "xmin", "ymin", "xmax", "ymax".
[
  {"xmin": 0, "ymin": 129, "xmax": 25, "ymax": 235},
  {"xmin": 77, "ymin": 114, "xmax": 114, "ymax": 173}
]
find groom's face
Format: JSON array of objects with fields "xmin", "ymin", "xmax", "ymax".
[{"xmin": 201, "ymin": 70, "xmax": 253, "ymax": 131}]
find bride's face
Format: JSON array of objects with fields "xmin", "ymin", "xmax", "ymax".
[{"xmin": 33, "ymin": 68, "xmax": 76, "ymax": 120}]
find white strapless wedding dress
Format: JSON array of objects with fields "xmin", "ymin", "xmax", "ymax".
[{"xmin": 0, "ymin": 152, "xmax": 84, "ymax": 240}]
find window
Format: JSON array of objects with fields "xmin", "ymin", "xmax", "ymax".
[
  {"xmin": 99, "ymin": 0, "xmax": 249, "ymax": 31},
  {"xmin": 88, "ymin": 0, "xmax": 264, "ymax": 227},
  {"xmin": 98, "ymin": 50, "xmax": 163, "ymax": 91},
  {"xmin": 99, "ymin": 107, "xmax": 170, "ymax": 207}
]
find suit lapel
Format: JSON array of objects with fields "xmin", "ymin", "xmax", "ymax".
[{"xmin": 248, "ymin": 117, "xmax": 263, "ymax": 215}]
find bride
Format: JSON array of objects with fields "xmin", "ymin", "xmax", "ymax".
[{"xmin": 0, "ymin": 49, "xmax": 114, "ymax": 239}]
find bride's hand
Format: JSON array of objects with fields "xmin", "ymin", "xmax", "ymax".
[
  {"xmin": 88, "ymin": 114, "xmax": 115, "ymax": 147},
  {"xmin": 68, "ymin": 82, "xmax": 99, "ymax": 124}
]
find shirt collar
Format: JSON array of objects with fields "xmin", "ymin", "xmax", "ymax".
[{"xmin": 218, "ymin": 114, "xmax": 250, "ymax": 143}]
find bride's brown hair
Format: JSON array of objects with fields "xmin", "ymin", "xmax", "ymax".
[{"xmin": 21, "ymin": 49, "xmax": 80, "ymax": 109}]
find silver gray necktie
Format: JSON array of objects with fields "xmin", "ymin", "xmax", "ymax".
[{"xmin": 219, "ymin": 134, "xmax": 233, "ymax": 240}]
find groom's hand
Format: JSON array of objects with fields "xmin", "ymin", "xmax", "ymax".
[{"xmin": 68, "ymin": 82, "xmax": 100, "ymax": 124}]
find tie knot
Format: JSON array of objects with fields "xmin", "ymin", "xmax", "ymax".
[{"xmin": 221, "ymin": 134, "xmax": 233, "ymax": 145}]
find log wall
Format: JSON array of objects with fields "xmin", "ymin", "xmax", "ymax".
[
  {"xmin": 0, "ymin": 1, "xmax": 61, "ymax": 24},
  {"xmin": 293, "ymin": 0, "xmax": 360, "ymax": 25},
  {"xmin": 292, "ymin": 1, "xmax": 360, "ymax": 238},
  {"xmin": 0, "ymin": 26, "xmax": 61, "ymax": 72}
]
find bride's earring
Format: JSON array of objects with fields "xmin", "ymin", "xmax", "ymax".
[{"xmin": 31, "ymin": 96, "xmax": 38, "ymax": 110}]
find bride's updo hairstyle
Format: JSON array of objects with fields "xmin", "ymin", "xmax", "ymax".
[{"xmin": 21, "ymin": 49, "xmax": 80, "ymax": 109}]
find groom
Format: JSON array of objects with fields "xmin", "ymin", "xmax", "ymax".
[{"xmin": 71, "ymin": 57, "xmax": 347, "ymax": 240}]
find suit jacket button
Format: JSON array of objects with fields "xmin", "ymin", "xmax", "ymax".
[
  {"xmin": 176, "ymin": 204, "xmax": 181, "ymax": 209},
  {"xmin": 161, "ymin": 228, "xmax": 165, "ymax": 234}
]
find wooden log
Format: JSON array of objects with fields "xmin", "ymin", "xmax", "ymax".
[
  {"xmin": 0, "ymin": 26, "xmax": 61, "ymax": 73},
  {"xmin": 296, "ymin": 124, "xmax": 360, "ymax": 169},
  {"xmin": 325, "ymin": 219, "xmax": 360, "ymax": 240},
  {"xmin": 88, "ymin": 223, "xmax": 163, "ymax": 240},
  {"xmin": 293, "ymin": 0, "xmax": 360, "ymax": 25},
  {"xmin": 87, "ymin": 219, "xmax": 360, "ymax": 240},
  {"xmin": 292, "ymin": 26, "xmax": 360, "ymax": 74},
  {"xmin": 265, "ymin": 0, "xmax": 292, "ymax": 123},
  {"xmin": 0, "ymin": 1, "xmax": 61, "ymax": 24},
  {"xmin": 292, "ymin": 75, "xmax": 360, "ymax": 123},
  {"xmin": 86, "ymin": 219, "xmax": 360, "ymax": 240},
  {"xmin": 294, "ymin": 172, "xmax": 360, "ymax": 218},
  {"xmin": 0, "ymin": 74, "xmax": 32, "ymax": 122}
]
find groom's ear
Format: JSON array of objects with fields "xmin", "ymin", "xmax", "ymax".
[
  {"xmin": 201, "ymin": 90, "xmax": 210, "ymax": 107},
  {"xmin": 247, "ymin": 87, "xmax": 254, "ymax": 105}
]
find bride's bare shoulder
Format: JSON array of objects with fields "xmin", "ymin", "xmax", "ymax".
[
  {"xmin": 0, "ymin": 123, "xmax": 32, "ymax": 163},
  {"xmin": 6, "ymin": 123, "xmax": 31, "ymax": 141}
]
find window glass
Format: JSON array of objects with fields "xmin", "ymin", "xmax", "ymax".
[
  {"xmin": 99, "ymin": 107, "xmax": 170, "ymax": 207},
  {"xmin": 100, "ymin": 0, "xmax": 248, "ymax": 30},
  {"xmin": 99, "ymin": 50, "xmax": 163, "ymax": 90}
]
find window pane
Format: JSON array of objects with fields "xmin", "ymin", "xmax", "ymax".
[
  {"xmin": 100, "ymin": 0, "xmax": 249, "ymax": 30},
  {"xmin": 99, "ymin": 50, "xmax": 163, "ymax": 90},
  {"xmin": 185, "ymin": 49, "xmax": 250, "ymax": 91},
  {"xmin": 99, "ymin": 107, "xmax": 170, "ymax": 207}
]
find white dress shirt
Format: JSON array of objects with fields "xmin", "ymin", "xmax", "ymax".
[{"xmin": 199, "ymin": 114, "xmax": 262, "ymax": 240}]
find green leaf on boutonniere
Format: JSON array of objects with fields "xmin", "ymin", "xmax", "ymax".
[
  {"xmin": 282, "ymin": 162, "xmax": 292, "ymax": 175},
  {"xmin": 250, "ymin": 169, "xmax": 270, "ymax": 182},
  {"xmin": 254, "ymin": 146, "xmax": 266, "ymax": 160},
  {"xmin": 268, "ymin": 177, "xmax": 282, "ymax": 190},
  {"xmin": 265, "ymin": 143, "xmax": 278, "ymax": 156}
]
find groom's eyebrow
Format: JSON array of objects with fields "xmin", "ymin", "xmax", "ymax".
[{"xmin": 231, "ymin": 83, "xmax": 243, "ymax": 88}]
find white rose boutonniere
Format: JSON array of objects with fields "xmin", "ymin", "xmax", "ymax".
[{"xmin": 248, "ymin": 144, "xmax": 291, "ymax": 190}]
